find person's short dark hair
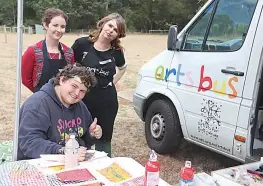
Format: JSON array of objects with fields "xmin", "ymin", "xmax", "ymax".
[{"xmin": 54, "ymin": 64, "xmax": 97, "ymax": 89}]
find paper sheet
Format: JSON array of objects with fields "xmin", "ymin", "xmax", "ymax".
[
  {"xmin": 56, "ymin": 168, "xmax": 96, "ymax": 182},
  {"xmin": 97, "ymin": 163, "xmax": 132, "ymax": 183}
]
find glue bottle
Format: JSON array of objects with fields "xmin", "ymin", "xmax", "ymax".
[
  {"xmin": 179, "ymin": 161, "xmax": 194, "ymax": 186},
  {"xmin": 144, "ymin": 150, "xmax": 160, "ymax": 186}
]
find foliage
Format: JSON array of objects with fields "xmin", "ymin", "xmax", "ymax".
[{"xmin": 0, "ymin": 0, "xmax": 207, "ymax": 31}]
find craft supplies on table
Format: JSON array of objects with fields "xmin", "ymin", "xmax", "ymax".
[
  {"xmin": 0, "ymin": 160, "xmax": 49, "ymax": 186},
  {"xmin": 211, "ymin": 161, "xmax": 263, "ymax": 186},
  {"xmin": 117, "ymin": 176, "xmax": 144, "ymax": 186},
  {"xmin": 97, "ymin": 162, "xmax": 132, "ymax": 183},
  {"xmin": 56, "ymin": 169, "xmax": 96, "ymax": 182},
  {"xmin": 0, "ymin": 154, "xmax": 171, "ymax": 186}
]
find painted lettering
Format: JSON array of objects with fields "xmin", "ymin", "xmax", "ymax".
[
  {"xmin": 228, "ymin": 77, "xmax": 238, "ymax": 99},
  {"xmin": 198, "ymin": 65, "xmax": 212, "ymax": 92},
  {"xmin": 185, "ymin": 71, "xmax": 194, "ymax": 87},
  {"xmin": 155, "ymin": 65, "xmax": 164, "ymax": 80},
  {"xmin": 176, "ymin": 64, "xmax": 185, "ymax": 86},
  {"xmin": 154, "ymin": 64, "xmax": 239, "ymax": 99},
  {"xmin": 213, "ymin": 80, "xmax": 227, "ymax": 95},
  {"xmin": 165, "ymin": 68, "xmax": 176, "ymax": 81}
]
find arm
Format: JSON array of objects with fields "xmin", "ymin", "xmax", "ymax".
[
  {"xmin": 113, "ymin": 49, "xmax": 127, "ymax": 85},
  {"xmin": 82, "ymin": 110, "xmax": 96, "ymax": 148},
  {"xmin": 22, "ymin": 47, "xmax": 35, "ymax": 92},
  {"xmin": 83, "ymin": 130, "xmax": 96, "ymax": 149},
  {"xmin": 19, "ymin": 109, "xmax": 62, "ymax": 159},
  {"xmin": 80, "ymin": 104, "xmax": 102, "ymax": 148},
  {"xmin": 71, "ymin": 52, "xmax": 75, "ymax": 64},
  {"xmin": 113, "ymin": 67, "xmax": 126, "ymax": 84},
  {"xmin": 72, "ymin": 38, "xmax": 84, "ymax": 64}
]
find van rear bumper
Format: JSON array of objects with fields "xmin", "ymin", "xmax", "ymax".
[{"xmin": 133, "ymin": 93, "xmax": 146, "ymax": 121}]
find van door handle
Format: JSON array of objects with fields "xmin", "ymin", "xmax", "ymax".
[{"xmin": 221, "ymin": 69, "xmax": 244, "ymax": 76}]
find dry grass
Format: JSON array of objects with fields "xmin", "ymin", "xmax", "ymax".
[{"xmin": 0, "ymin": 33, "xmax": 240, "ymax": 185}]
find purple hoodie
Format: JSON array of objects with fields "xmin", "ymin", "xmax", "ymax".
[{"xmin": 18, "ymin": 79, "xmax": 94, "ymax": 160}]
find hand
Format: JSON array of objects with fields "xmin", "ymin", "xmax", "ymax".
[
  {"xmin": 93, "ymin": 125, "xmax": 102, "ymax": 139},
  {"xmin": 115, "ymin": 82, "xmax": 121, "ymax": 91},
  {"xmin": 78, "ymin": 146, "xmax": 87, "ymax": 162},
  {"xmin": 89, "ymin": 118, "xmax": 102, "ymax": 139}
]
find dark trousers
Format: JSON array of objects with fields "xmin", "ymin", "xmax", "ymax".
[
  {"xmin": 95, "ymin": 141, "xmax": 112, "ymax": 157},
  {"xmin": 83, "ymin": 85, "xmax": 118, "ymax": 156}
]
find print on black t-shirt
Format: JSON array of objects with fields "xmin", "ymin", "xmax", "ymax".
[{"xmin": 72, "ymin": 37, "xmax": 126, "ymax": 88}]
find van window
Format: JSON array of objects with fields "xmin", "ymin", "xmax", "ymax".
[
  {"xmin": 182, "ymin": 0, "xmax": 258, "ymax": 52},
  {"xmin": 182, "ymin": 1, "xmax": 216, "ymax": 51},
  {"xmin": 204, "ymin": 0, "xmax": 258, "ymax": 52}
]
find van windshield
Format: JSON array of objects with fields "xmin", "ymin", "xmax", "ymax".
[{"xmin": 183, "ymin": 0, "xmax": 258, "ymax": 52}]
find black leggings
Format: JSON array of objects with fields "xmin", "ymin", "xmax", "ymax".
[{"xmin": 83, "ymin": 85, "xmax": 118, "ymax": 142}]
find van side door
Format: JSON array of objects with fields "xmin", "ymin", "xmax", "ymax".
[{"xmin": 166, "ymin": 0, "xmax": 259, "ymax": 156}]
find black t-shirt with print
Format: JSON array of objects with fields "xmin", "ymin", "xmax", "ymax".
[{"xmin": 72, "ymin": 37, "xmax": 126, "ymax": 87}]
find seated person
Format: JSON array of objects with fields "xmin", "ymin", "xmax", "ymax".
[{"xmin": 18, "ymin": 64, "xmax": 102, "ymax": 161}]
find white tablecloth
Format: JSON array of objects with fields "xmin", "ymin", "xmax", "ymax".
[{"xmin": 29, "ymin": 155, "xmax": 171, "ymax": 186}]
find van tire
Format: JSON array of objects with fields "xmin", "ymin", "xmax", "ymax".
[{"xmin": 145, "ymin": 99, "xmax": 182, "ymax": 154}]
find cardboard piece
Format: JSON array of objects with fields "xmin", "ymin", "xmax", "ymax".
[{"xmin": 56, "ymin": 168, "xmax": 96, "ymax": 182}]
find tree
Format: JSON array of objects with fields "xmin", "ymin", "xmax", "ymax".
[
  {"xmin": 0, "ymin": 0, "xmax": 16, "ymax": 26},
  {"xmin": 0, "ymin": 0, "xmax": 209, "ymax": 31}
]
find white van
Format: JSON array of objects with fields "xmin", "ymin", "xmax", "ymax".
[{"xmin": 133, "ymin": 0, "xmax": 263, "ymax": 162}]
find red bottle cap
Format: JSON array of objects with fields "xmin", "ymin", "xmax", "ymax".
[{"xmin": 149, "ymin": 150, "xmax": 157, "ymax": 162}]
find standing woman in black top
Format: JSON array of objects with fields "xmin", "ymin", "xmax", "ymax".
[{"xmin": 72, "ymin": 13, "xmax": 127, "ymax": 157}]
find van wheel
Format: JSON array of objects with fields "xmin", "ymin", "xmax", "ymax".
[{"xmin": 145, "ymin": 99, "xmax": 182, "ymax": 154}]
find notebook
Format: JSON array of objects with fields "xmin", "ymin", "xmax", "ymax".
[{"xmin": 56, "ymin": 168, "xmax": 96, "ymax": 182}]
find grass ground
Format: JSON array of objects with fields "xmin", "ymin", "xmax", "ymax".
[{"xmin": 0, "ymin": 33, "xmax": 240, "ymax": 185}]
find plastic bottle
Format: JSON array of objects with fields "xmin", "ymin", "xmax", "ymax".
[
  {"xmin": 90, "ymin": 144, "xmax": 96, "ymax": 151},
  {"xmin": 65, "ymin": 134, "xmax": 79, "ymax": 169},
  {"xmin": 144, "ymin": 150, "xmax": 160, "ymax": 186},
  {"xmin": 179, "ymin": 161, "xmax": 195, "ymax": 186}
]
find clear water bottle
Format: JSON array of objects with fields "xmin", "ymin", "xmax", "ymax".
[{"xmin": 65, "ymin": 134, "xmax": 79, "ymax": 169}]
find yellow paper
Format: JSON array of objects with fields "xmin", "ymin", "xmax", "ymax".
[
  {"xmin": 97, "ymin": 163, "xmax": 131, "ymax": 183},
  {"xmin": 49, "ymin": 165, "xmax": 65, "ymax": 171}
]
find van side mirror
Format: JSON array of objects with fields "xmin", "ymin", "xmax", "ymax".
[{"xmin": 167, "ymin": 25, "xmax": 178, "ymax": 51}]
